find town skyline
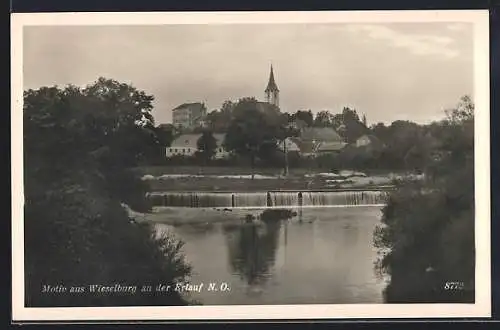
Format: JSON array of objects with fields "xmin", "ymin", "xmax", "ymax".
[{"xmin": 23, "ymin": 22, "xmax": 473, "ymax": 126}]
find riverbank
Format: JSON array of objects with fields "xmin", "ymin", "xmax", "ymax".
[
  {"xmin": 127, "ymin": 205, "xmax": 259, "ymax": 226},
  {"xmin": 133, "ymin": 166, "xmax": 418, "ymax": 192},
  {"xmin": 123, "ymin": 203, "xmax": 384, "ymax": 227}
]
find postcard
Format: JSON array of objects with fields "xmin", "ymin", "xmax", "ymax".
[{"xmin": 11, "ymin": 9, "xmax": 491, "ymax": 321}]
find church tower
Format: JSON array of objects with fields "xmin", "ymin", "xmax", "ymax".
[{"xmin": 265, "ymin": 64, "xmax": 280, "ymax": 108}]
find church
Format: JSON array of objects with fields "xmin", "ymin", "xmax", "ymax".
[
  {"xmin": 254, "ymin": 64, "xmax": 281, "ymax": 115},
  {"xmin": 264, "ymin": 64, "xmax": 280, "ymax": 108}
]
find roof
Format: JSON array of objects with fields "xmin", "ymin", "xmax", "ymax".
[
  {"xmin": 285, "ymin": 137, "xmax": 320, "ymax": 154},
  {"xmin": 172, "ymin": 102, "xmax": 206, "ymax": 112},
  {"xmin": 283, "ymin": 136, "xmax": 347, "ymax": 154},
  {"xmin": 265, "ymin": 65, "xmax": 279, "ymax": 93},
  {"xmin": 357, "ymin": 134, "xmax": 380, "ymax": 142},
  {"xmin": 212, "ymin": 133, "xmax": 225, "ymax": 146},
  {"xmin": 300, "ymin": 127, "xmax": 342, "ymax": 142},
  {"xmin": 170, "ymin": 133, "xmax": 225, "ymax": 148},
  {"xmin": 277, "ymin": 137, "xmax": 301, "ymax": 152},
  {"xmin": 317, "ymin": 141, "xmax": 347, "ymax": 152}
]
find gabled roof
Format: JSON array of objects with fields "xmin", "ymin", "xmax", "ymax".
[
  {"xmin": 173, "ymin": 102, "xmax": 205, "ymax": 111},
  {"xmin": 212, "ymin": 133, "xmax": 226, "ymax": 146},
  {"xmin": 300, "ymin": 127, "xmax": 342, "ymax": 142},
  {"xmin": 288, "ymin": 138, "xmax": 318, "ymax": 154},
  {"xmin": 277, "ymin": 137, "xmax": 301, "ymax": 152},
  {"xmin": 170, "ymin": 134, "xmax": 200, "ymax": 148},
  {"xmin": 317, "ymin": 141, "xmax": 347, "ymax": 152},
  {"xmin": 170, "ymin": 133, "xmax": 226, "ymax": 148},
  {"xmin": 356, "ymin": 134, "xmax": 385, "ymax": 150},
  {"xmin": 357, "ymin": 134, "xmax": 380, "ymax": 143},
  {"xmin": 265, "ymin": 65, "xmax": 279, "ymax": 93}
]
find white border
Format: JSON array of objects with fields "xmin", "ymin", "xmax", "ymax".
[{"xmin": 11, "ymin": 10, "xmax": 491, "ymax": 321}]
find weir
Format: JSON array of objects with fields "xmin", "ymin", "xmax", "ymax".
[{"xmin": 147, "ymin": 190, "xmax": 390, "ymax": 208}]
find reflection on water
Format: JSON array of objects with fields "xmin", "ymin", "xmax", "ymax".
[
  {"xmin": 155, "ymin": 206, "xmax": 387, "ymax": 305},
  {"xmin": 224, "ymin": 222, "xmax": 281, "ymax": 287}
]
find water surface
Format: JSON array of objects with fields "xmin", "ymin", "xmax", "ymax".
[{"xmin": 155, "ymin": 206, "xmax": 386, "ymax": 305}]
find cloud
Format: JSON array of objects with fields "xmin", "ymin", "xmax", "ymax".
[
  {"xmin": 343, "ymin": 24, "xmax": 459, "ymax": 59},
  {"xmin": 446, "ymin": 23, "xmax": 468, "ymax": 31},
  {"xmin": 23, "ymin": 24, "xmax": 472, "ymax": 125}
]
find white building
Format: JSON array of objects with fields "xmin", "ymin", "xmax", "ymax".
[
  {"xmin": 355, "ymin": 134, "xmax": 383, "ymax": 148},
  {"xmin": 277, "ymin": 137, "xmax": 301, "ymax": 152},
  {"xmin": 172, "ymin": 102, "xmax": 207, "ymax": 130},
  {"xmin": 166, "ymin": 133, "xmax": 230, "ymax": 159}
]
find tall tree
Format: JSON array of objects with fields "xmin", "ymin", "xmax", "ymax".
[
  {"xmin": 374, "ymin": 95, "xmax": 474, "ymax": 303},
  {"xmin": 224, "ymin": 98, "xmax": 281, "ymax": 179},
  {"xmin": 313, "ymin": 110, "xmax": 333, "ymax": 127},
  {"xmin": 23, "ymin": 78, "xmax": 191, "ymax": 307},
  {"xmin": 294, "ymin": 110, "xmax": 314, "ymax": 127},
  {"xmin": 340, "ymin": 107, "xmax": 369, "ymax": 143},
  {"xmin": 196, "ymin": 130, "xmax": 218, "ymax": 165}
]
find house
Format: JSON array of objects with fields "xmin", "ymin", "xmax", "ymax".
[
  {"xmin": 296, "ymin": 127, "xmax": 346, "ymax": 157},
  {"xmin": 316, "ymin": 141, "xmax": 348, "ymax": 155},
  {"xmin": 277, "ymin": 137, "xmax": 301, "ymax": 153},
  {"xmin": 355, "ymin": 134, "xmax": 383, "ymax": 149},
  {"xmin": 172, "ymin": 102, "xmax": 207, "ymax": 131},
  {"xmin": 165, "ymin": 133, "xmax": 230, "ymax": 159}
]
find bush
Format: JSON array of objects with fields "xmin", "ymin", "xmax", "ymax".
[
  {"xmin": 23, "ymin": 80, "xmax": 193, "ymax": 307},
  {"xmin": 373, "ymin": 96, "xmax": 475, "ymax": 303}
]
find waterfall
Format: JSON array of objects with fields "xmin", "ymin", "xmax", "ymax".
[
  {"xmin": 148, "ymin": 190, "xmax": 389, "ymax": 208},
  {"xmin": 266, "ymin": 191, "xmax": 387, "ymax": 207}
]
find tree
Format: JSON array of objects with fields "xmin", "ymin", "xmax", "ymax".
[
  {"xmin": 340, "ymin": 107, "xmax": 369, "ymax": 143},
  {"xmin": 23, "ymin": 78, "xmax": 191, "ymax": 307},
  {"xmin": 313, "ymin": 110, "xmax": 333, "ymax": 127},
  {"xmin": 371, "ymin": 122, "xmax": 390, "ymax": 143},
  {"xmin": 374, "ymin": 95, "xmax": 474, "ymax": 303},
  {"xmin": 294, "ymin": 110, "xmax": 314, "ymax": 127},
  {"xmin": 196, "ymin": 130, "xmax": 218, "ymax": 165},
  {"xmin": 372, "ymin": 120, "xmax": 424, "ymax": 170},
  {"xmin": 223, "ymin": 98, "xmax": 281, "ymax": 179},
  {"xmin": 221, "ymin": 100, "xmax": 235, "ymax": 114}
]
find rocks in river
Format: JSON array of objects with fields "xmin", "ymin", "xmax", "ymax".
[
  {"xmin": 260, "ymin": 209, "xmax": 295, "ymax": 223},
  {"xmin": 244, "ymin": 214, "xmax": 256, "ymax": 223}
]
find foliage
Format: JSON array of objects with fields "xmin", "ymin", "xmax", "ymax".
[
  {"xmin": 373, "ymin": 95, "xmax": 475, "ymax": 302},
  {"xmin": 313, "ymin": 110, "xmax": 335, "ymax": 127},
  {"xmin": 205, "ymin": 100, "xmax": 235, "ymax": 133},
  {"xmin": 24, "ymin": 78, "xmax": 192, "ymax": 306},
  {"xmin": 196, "ymin": 130, "xmax": 218, "ymax": 164},
  {"xmin": 290, "ymin": 110, "xmax": 314, "ymax": 127},
  {"xmin": 339, "ymin": 107, "xmax": 370, "ymax": 143},
  {"xmin": 223, "ymin": 98, "xmax": 284, "ymax": 176}
]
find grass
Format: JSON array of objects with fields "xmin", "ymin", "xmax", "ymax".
[
  {"xmin": 132, "ymin": 165, "xmax": 401, "ymax": 192},
  {"xmin": 132, "ymin": 165, "xmax": 314, "ymax": 177}
]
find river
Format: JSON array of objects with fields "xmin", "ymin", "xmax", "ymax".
[{"xmin": 153, "ymin": 205, "xmax": 388, "ymax": 305}]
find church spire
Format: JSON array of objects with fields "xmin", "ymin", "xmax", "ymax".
[
  {"xmin": 265, "ymin": 64, "xmax": 279, "ymax": 93},
  {"xmin": 265, "ymin": 64, "xmax": 280, "ymax": 107}
]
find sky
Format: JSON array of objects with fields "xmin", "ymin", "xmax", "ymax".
[{"xmin": 23, "ymin": 22, "xmax": 473, "ymax": 125}]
